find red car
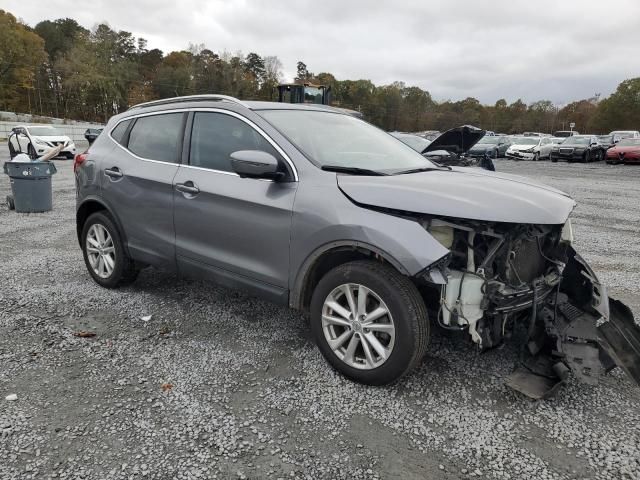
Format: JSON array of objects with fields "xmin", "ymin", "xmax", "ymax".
[{"xmin": 605, "ymin": 138, "xmax": 640, "ymax": 164}]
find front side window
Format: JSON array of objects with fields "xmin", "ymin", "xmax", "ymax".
[
  {"xmin": 258, "ymin": 109, "xmax": 437, "ymax": 174},
  {"xmin": 189, "ymin": 112, "xmax": 282, "ymax": 173},
  {"xmin": 127, "ymin": 113, "xmax": 185, "ymax": 163}
]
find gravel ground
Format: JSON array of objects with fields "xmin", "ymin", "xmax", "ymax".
[{"xmin": 1, "ymin": 151, "xmax": 639, "ymax": 480}]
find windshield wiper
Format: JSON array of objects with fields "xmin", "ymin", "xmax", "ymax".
[
  {"xmin": 321, "ymin": 165, "xmax": 388, "ymax": 176},
  {"xmin": 394, "ymin": 166, "xmax": 451, "ymax": 175}
]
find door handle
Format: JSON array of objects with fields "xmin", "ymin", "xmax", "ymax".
[
  {"xmin": 104, "ymin": 167, "xmax": 123, "ymax": 178},
  {"xmin": 175, "ymin": 182, "xmax": 200, "ymax": 195}
]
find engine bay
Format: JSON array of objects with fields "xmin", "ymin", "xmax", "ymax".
[{"xmin": 418, "ymin": 215, "xmax": 640, "ymax": 399}]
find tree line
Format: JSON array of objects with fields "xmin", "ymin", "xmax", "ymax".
[{"xmin": 1, "ymin": 10, "xmax": 638, "ymax": 134}]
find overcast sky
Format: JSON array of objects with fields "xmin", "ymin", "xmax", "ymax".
[{"xmin": 5, "ymin": 0, "xmax": 640, "ymax": 105}]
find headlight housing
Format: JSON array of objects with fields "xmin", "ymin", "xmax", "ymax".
[{"xmin": 561, "ymin": 219, "xmax": 573, "ymax": 244}]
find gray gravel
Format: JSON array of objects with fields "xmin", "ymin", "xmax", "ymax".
[{"xmin": 1, "ymin": 151, "xmax": 639, "ymax": 480}]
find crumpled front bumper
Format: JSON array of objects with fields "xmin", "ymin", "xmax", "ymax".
[{"xmin": 506, "ymin": 246, "xmax": 640, "ymax": 399}]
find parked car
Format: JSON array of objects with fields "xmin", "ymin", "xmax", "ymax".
[
  {"xmin": 391, "ymin": 127, "xmax": 491, "ymax": 169},
  {"xmin": 605, "ymin": 138, "xmax": 640, "ymax": 164},
  {"xmin": 597, "ymin": 134, "xmax": 617, "ymax": 153},
  {"xmin": 553, "ymin": 130, "xmax": 579, "ymax": 137},
  {"xmin": 8, "ymin": 125, "xmax": 76, "ymax": 159},
  {"xmin": 550, "ymin": 137, "xmax": 566, "ymax": 144},
  {"xmin": 84, "ymin": 128, "xmax": 104, "ymax": 144},
  {"xmin": 74, "ymin": 94, "xmax": 640, "ymax": 398},
  {"xmin": 505, "ymin": 136, "xmax": 554, "ymax": 160},
  {"xmin": 389, "ymin": 132, "xmax": 431, "ymax": 152},
  {"xmin": 550, "ymin": 135, "xmax": 604, "ymax": 162},
  {"xmin": 522, "ymin": 131, "xmax": 543, "ymax": 137},
  {"xmin": 466, "ymin": 135, "xmax": 511, "ymax": 158},
  {"xmin": 609, "ymin": 130, "xmax": 640, "ymax": 140}
]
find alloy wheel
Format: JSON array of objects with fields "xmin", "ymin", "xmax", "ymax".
[
  {"xmin": 86, "ymin": 224, "xmax": 116, "ymax": 279},
  {"xmin": 321, "ymin": 283, "xmax": 395, "ymax": 370}
]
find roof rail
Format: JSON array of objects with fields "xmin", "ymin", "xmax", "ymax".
[{"xmin": 128, "ymin": 94, "xmax": 249, "ymax": 110}]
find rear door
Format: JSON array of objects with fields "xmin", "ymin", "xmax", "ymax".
[
  {"xmin": 101, "ymin": 112, "xmax": 186, "ymax": 269},
  {"xmin": 173, "ymin": 110, "xmax": 297, "ymax": 303}
]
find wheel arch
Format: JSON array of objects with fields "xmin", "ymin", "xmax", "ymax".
[
  {"xmin": 76, "ymin": 197, "xmax": 129, "ymax": 255},
  {"xmin": 290, "ymin": 241, "xmax": 410, "ymax": 312}
]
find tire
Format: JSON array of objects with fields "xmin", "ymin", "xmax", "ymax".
[
  {"xmin": 493, "ymin": 149, "xmax": 498, "ymax": 159},
  {"xmin": 6, "ymin": 195, "xmax": 15, "ymax": 210},
  {"xmin": 583, "ymin": 151, "xmax": 591, "ymax": 163},
  {"xmin": 310, "ymin": 260, "xmax": 429, "ymax": 386},
  {"xmin": 81, "ymin": 212, "xmax": 139, "ymax": 288},
  {"xmin": 533, "ymin": 152, "xmax": 540, "ymax": 162}
]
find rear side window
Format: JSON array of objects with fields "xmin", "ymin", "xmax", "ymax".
[
  {"xmin": 189, "ymin": 112, "xmax": 281, "ymax": 172},
  {"xmin": 110, "ymin": 119, "xmax": 131, "ymax": 145},
  {"xmin": 127, "ymin": 113, "xmax": 185, "ymax": 163}
]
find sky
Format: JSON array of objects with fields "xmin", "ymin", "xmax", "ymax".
[{"xmin": 4, "ymin": 0, "xmax": 640, "ymax": 105}]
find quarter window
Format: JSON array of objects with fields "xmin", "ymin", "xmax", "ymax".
[
  {"xmin": 127, "ymin": 113, "xmax": 185, "ymax": 163},
  {"xmin": 189, "ymin": 112, "xmax": 282, "ymax": 173},
  {"xmin": 110, "ymin": 119, "xmax": 132, "ymax": 145}
]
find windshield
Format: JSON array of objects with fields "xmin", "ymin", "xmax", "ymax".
[
  {"xmin": 617, "ymin": 138, "xmax": 640, "ymax": 146},
  {"xmin": 28, "ymin": 126, "xmax": 62, "ymax": 136},
  {"xmin": 511, "ymin": 137, "xmax": 539, "ymax": 145},
  {"xmin": 562, "ymin": 137, "xmax": 590, "ymax": 145},
  {"xmin": 478, "ymin": 136, "xmax": 501, "ymax": 145},
  {"xmin": 390, "ymin": 133, "xmax": 431, "ymax": 152},
  {"xmin": 258, "ymin": 110, "xmax": 437, "ymax": 173}
]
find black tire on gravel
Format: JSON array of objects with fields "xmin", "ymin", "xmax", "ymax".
[
  {"xmin": 81, "ymin": 211, "xmax": 139, "ymax": 288},
  {"xmin": 310, "ymin": 260, "xmax": 429, "ymax": 386},
  {"xmin": 583, "ymin": 151, "xmax": 591, "ymax": 163}
]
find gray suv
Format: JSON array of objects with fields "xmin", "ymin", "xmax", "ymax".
[{"xmin": 75, "ymin": 95, "xmax": 640, "ymax": 398}]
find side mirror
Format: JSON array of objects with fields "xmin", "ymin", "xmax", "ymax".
[{"xmin": 230, "ymin": 150, "xmax": 283, "ymax": 180}]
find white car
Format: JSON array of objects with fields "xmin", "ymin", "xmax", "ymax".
[
  {"xmin": 8, "ymin": 125, "xmax": 76, "ymax": 159},
  {"xmin": 505, "ymin": 136, "xmax": 555, "ymax": 161},
  {"xmin": 609, "ymin": 130, "xmax": 640, "ymax": 140}
]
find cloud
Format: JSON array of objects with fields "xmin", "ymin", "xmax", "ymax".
[{"xmin": 5, "ymin": 0, "xmax": 639, "ymax": 104}]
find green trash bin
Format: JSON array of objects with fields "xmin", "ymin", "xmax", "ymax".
[{"xmin": 3, "ymin": 161, "xmax": 58, "ymax": 213}]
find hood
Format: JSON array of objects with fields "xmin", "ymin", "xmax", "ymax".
[
  {"xmin": 509, "ymin": 143, "xmax": 539, "ymax": 149},
  {"xmin": 610, "ymin": 145, "xmax": 640, "ymax": 153},
  {"xmin": 337, "ymin": 168, "xmax": 576, "ymax": 224},
  {"xmin": 421, "ymin": 125, "xmax": 485, "ymax": 155},
  {"xmin": 33, "ymin": 135, "xmax": 71, "ymax": 143}
]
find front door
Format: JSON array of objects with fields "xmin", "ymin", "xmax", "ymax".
[{"xmin": 173, "ymin": 111, "xmax": 297, "ymax": 304}]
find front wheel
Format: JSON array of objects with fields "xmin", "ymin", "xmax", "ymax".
[
  {"xmin": 533, "ymin": 152, "xmax": 540, "ymax": 162},
  {"xmin": 81, "ymin": 212, "xmax": 139, "ymax": 288},
  {"xmin": 583, "ymin": 151, "xmax": 591, "ymax": 163},
  {"xmin": 310, "ymin": 260, "xmax": 429, "ymax": 386}
]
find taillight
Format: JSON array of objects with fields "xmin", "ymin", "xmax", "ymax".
[{"xmin": 74, "ymin": 152, "xmax": 88, "ymax": 173}]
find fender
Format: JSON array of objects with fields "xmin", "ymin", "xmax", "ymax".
[
  {"xmin": 76, "ymin": 195, "xmax": 131, "ymax": 257},
  {"xmin": 289, "ymin": 239, "xmax": 411, "ymax": 309}
]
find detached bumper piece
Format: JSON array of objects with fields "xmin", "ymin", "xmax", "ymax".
[{"xmin": 506, "ymin": 248, "xmax": 640, "ymax": 399}]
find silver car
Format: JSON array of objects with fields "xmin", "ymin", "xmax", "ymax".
[{"xmin": 74, "ymin": 95, "xmax": 640, "ymax": 398}]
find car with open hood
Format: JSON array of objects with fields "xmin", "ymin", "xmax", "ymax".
[
  {"xmin": 8, "ymin": 125, "xmax": 76, "ymax": 159},
  {"xmin": 74, "ymin": 95, "xmax": 640, "ymax": 399},
  {"xmin": 605, "ymin": 138, "xmax": 640, "ymax": 164}
]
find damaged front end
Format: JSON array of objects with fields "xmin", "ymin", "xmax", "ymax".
[{"xmin": 419, "ymin": 216, "xmax": 640, "ymax": 399}]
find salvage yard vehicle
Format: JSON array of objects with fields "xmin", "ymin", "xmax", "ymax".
[
  {"xmin": 550, "ymin": 135, "xmax": 604, "ymax": 163},
  {"xmin": 74, "ymin": 94, "xmax": 640, "ymax": 399},
  {"xmin": 466, "ymin": 135, "xmax": 511, "ymax": 158},
  {"xmin": 553, "ymin": 130, "xmax": 579, "ymax": 137},
  {"xmin": 609, "ymin": 130, "xmax": 639, "ymax": 140},
  {"xmin": 505, "ymin": 136, "xmax": 553, "ymax": 161},
  {"xmin": 84, "ymin": 128, "xmax": 103, "ymax": 145},
  {"xmin": 605, "ymin": 138, "xmax": 640, "ymax": 164},
  {"xmin": 8, "ymin": 125, "xmax": 76, "ymax": 159}
]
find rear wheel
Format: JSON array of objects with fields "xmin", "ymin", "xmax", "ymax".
[
  {"xmin": 81, "ymin": 212, "xmax": 139, "ymax": 288},
  {"xmin": 310, "ymin": 260, "xmax": 429, "ymax": 386}
]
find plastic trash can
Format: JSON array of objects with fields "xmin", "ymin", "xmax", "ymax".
[{"xmin": 3, "ymin": 161, "xmax": 57, "ymax": 213}]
